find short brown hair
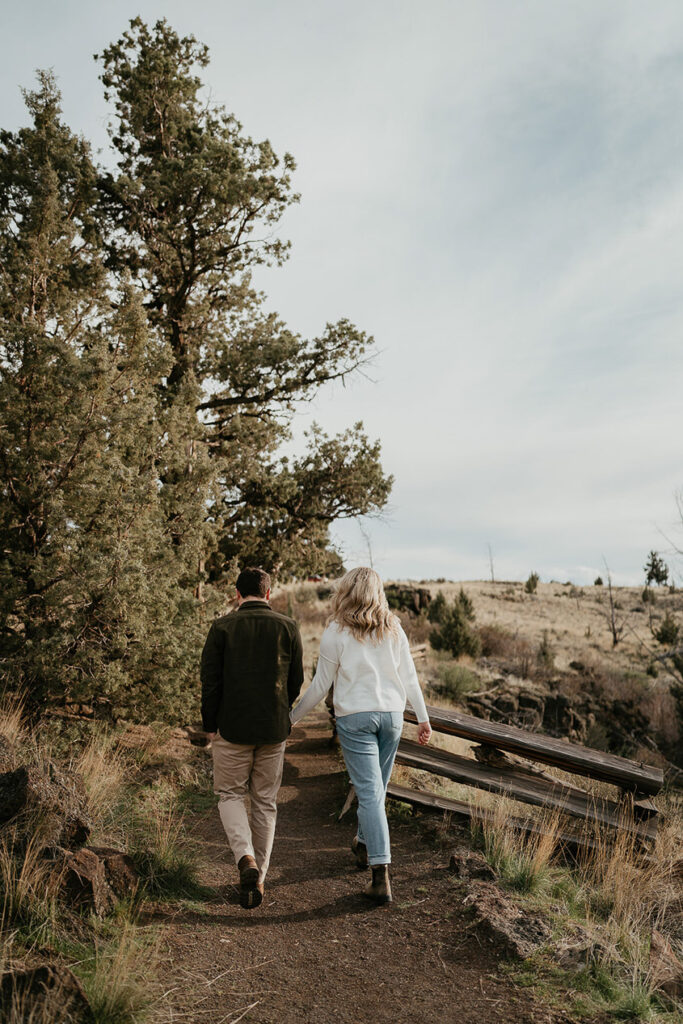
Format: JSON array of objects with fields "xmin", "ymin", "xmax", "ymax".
[{"xmin": 236, "ymin": 566, "xmax": 271, "ymax": 599}]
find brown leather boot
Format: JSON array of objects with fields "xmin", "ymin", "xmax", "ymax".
[
  {"xmin": 365, "ymin": 864, "xmax": 392, "ymax": 904},
  {"xmin": 351, "ymin": 836, "xmax": 369, "ymax": 870},
  {"xmin": 238, "ymin": 855, "xmax": 262, "ymax": 909}
]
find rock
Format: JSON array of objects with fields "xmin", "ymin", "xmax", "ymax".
[
  {"xmin": 650, "ymin": 929, "xmax": 683, "ymax": 1002},
  {"xmin": 87, "ymin": 845, "xmax": 139, "ymax": 900},
  {"xmin": 493, "ymin": 694, "xmax": 518, "ymax": 715},
  {"xmin": 518, "ymin": 693, "xmax": 545, "ymax": 714},
  {"xmin": 384, "ymin": 585, "xmax": 432, "ymax": 615},
  {"xmin": 0, "ymin": 964, "xmax": 95, "ymax": 1023},
  {"xmin": 469, "ymin": 886, "xmax": 552, "ymax": 959},
  {"xmin": 0, "ymin": 762, "xmax": 91, "ymax": 850},
  {"xmin": 553, "ymin": 925, "xmax": 605, "ymax": 969},
  {"xmin": 448, "ymin": 846, "xmax": 496, "ymax": 882},
  {"xmin": 59, "ymin": 848, "xmax": 115, "ymax": 916}
]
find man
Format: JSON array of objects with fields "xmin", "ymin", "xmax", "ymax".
[{"xmin": 200, "ymin": 566, "xmax": 304, "ymax": 909}]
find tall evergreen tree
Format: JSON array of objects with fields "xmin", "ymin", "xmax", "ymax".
[
  {"xmin": 1, "ymin": 21, "xmax": 392, "ymax": 721},
  {"xmin": 96, "ymin": 18, "xmax": 391, "ymax": 578},
  {"xmin": 0, "ymin": 74, "xmax": 219, "ymax": 719}
]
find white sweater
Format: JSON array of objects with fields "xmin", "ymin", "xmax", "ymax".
[{"xmin": 290, "ymin": 621, "xmax": 429, "ymax": 724}]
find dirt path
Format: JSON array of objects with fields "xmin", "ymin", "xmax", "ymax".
[{"xmin": 158, "ymin": 713, "xmax": 567, "ymax": 1024}]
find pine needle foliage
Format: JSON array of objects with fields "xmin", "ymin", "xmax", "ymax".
[{"xmin": 0, "ymin": 20, "xmax": 392, "ymax": 720}]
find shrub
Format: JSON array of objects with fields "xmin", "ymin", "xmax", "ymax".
[
  {"xmin": 524, "ymin": 571, "xmax": 539, "ymax": 594},
  {"xmin": 641, "ymin": 587, "xmax": 655, "ymax": 605},
  {"xmin": 655, "ymin": 612, "xmax": 679, "ymax": 646},
  {"xmin": 429, "ymin": 590, "xmax": 480, "ymax": 659},
  {"xmin": 536, "ymin": 630, "xmax": 555, "ymax": 671},
  {"xmin": 429, "ymin": 663, "xmax": 480, "ymax": 702},
  {"xmin": 594, "ymin": 576, "xmax": 603, "ymax": 586},
  {"xmin": 477, "ymin": 623, "xmax": 517, "ymax": 658}
]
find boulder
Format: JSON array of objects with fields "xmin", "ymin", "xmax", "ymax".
[
  {"xmin": 0, "ymin": 964, "xmax": 94, "ymax": 1023},
  {"xmin": 384, "ymin": 585, "xmax": 432, "ymax": 615},
  {"xmin": 468, "ymin": 885, "xmax": 552, "ymax": 959},
  {"xmin": 448, "ymin": 846, "xmax": 496, "ymax": 882},
  {"xmin": 493, "ymin": 694, "xmax": 518, "ymax": 715},
  {"xmin": 87, "ymin": 845, "xmax": 139, "ymax": 900},
  {"xmin": 0, "ymin": 761, "xmax": 91, "ymax": 850},
  {"xmin": 58, "ymin": 847, "xmax": 115, "ymax": 916},
  {"xmin": 553, "ymin": 924, "xmax": 606, "ymax": 969},
  {"xmin": 517, "ymin": 693, "xmax": 545, "ymax": 714}
]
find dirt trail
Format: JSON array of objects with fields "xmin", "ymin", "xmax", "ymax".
[{"xmin": 158, "ymin": 713, "xmax": 566, "ymax": 1024}]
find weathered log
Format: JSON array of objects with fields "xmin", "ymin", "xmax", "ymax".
[
  {"xmin": 404, "ymin": 704, "xmax": 664, "ymax": 795},
  {"xmin": 395, "ymin": 739, "xmax": 657, "ymax": 839}
]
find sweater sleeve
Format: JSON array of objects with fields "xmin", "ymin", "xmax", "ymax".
[
  {"xmin": 397, "ymin": 628, "xmax": 430, "ymax": 723},
  {"xmin": 287, "ymin": 623, "xmax": 305, "ymax": 708},
  {"xmin": 290, "ymin": 626, "xmax": 339, "ymax": 725},
  {"xmin": 200, "ymin": 621, "xmax": 224, "ymax": 733}
]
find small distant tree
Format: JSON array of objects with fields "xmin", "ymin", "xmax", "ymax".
[
  {"xmin": 536, "ymin": 630, "xmax": 555, "ymax": 671},
  {"xmin": 644, "ymin": 551, "xmax": 669, "ymax": 587},
  {"xmin": 655, "ymin": 613, "xmax": 680, "ymax": 646},
  {"xmin": 603, "ymin": 562, "xmax": 625, "ymax": 647},
  {"xmin": 429, "ymin": 589, "xmax": 480, "ymax": 659},
  {"xmin": 524, "ymin": 572, "xmax": 539, "ymax": 595},
  {"xmin": 427, "ymin": 591, "xmax": 447, "ymax": 625},
  {"xmin": 594, "ymin": 576, "xmax": 603, "ymax": 586}
]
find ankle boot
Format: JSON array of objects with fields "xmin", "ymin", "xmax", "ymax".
[
  {"xmin": 238, "ymin": 855, "xmax": 262, "ymax": 910},
  {"xmin": 351, "ymin": 836, "xmax": 369, "ymax": 870},
  {"xmin": 365, "ymin": 864, "xmax": 392, "ymax": 904}
]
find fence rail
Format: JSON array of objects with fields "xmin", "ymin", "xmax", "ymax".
[{"xmin": 390, "ymin": 703, "xmax": 664, "ymax": 844}]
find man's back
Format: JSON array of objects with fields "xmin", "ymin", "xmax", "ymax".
[{"xmin": 201, "ymin": 601, "xmax": 304, "ymax": 745}]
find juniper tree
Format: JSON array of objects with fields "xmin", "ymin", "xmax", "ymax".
[
  {"xmin": 644, "ymin": 550, "xmax": 668, "ymax": 587},
  {"xmin": 95, "ymin": 18, "xmax": 391, "ymax": 577},
  {"xmin": 0, "ymin": 75, "xmax": 219, "ymax": 719}
]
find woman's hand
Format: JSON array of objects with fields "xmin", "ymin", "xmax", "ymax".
[{"xmin": 417, "ymin": 721, "xmax": 432, "ymax": 745}]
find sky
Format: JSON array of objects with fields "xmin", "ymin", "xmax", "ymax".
[{"xmin": 2, "ymin": 0, "xmax": 683, "ymax": 584}]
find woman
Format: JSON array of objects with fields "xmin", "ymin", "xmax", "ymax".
[{"xmin": 290, "ymin": 567, "xmax": 431, "ymax": 904}]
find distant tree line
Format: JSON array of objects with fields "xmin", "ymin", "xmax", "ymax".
[{"xmin": 0, "ymin": 18, "xmax": 391, "ymax": 721}]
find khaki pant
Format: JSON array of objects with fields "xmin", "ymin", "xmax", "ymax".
[{"xmin": 212, "ymin": 733, "xmax": 287, "ymax": 883}]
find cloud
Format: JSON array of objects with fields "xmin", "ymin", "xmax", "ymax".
[{"xmin": 2, "ymin": 0, "xmax": 682, "ymax": 583}]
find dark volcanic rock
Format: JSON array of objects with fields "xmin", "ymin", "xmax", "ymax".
[
  {"xmin": 448, "ymin": 846, "xmax": 496, "ymax": 882},
  {"xmin": 469, "ymin": 885, "xmax": 552, "ymax": 959},
  {"xmin": 58, "ymin": 847, "xmax": 116, "ymax": 916},
  {"xmin": 384, "ymin": 585, "xmax": 432, "ymax": 615},
  {"xmin": 0, "ymin": 762, "xmax": 91, "ymax": 849},
  {"xmin": 87, "ymin": 845, "xmax": 139, "ymax": 900},
  {"xmin": 0, "ymin": 964, "xmax": 95, "ymax": 1023}
]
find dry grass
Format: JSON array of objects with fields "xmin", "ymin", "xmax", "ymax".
[
  {"xmin": 76, "ymin": 921, "xmax": 159, "ymax": 1024},
  {"xmin": 75, "ymin": 733, "xmax": 129, "ymax": 823},
  {"xmin": 0, "ymin": 689, "xmax": 26, "ymax": 749},
  {"xmin": 0, "ymin": 834, "xmax": 60, "ymax": 942},
  {"xmin": 472, "ymin": 797, "xmax": 560, "ymax": 894}
]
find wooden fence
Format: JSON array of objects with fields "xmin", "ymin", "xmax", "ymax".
[{"xmin": 385, "ymin": 704, "xmax": 664, "ymax": 848}]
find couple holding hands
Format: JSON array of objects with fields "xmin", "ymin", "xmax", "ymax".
[{"xmin": 200, "ymin": 565, "xmax": 431, "ymax": 910}]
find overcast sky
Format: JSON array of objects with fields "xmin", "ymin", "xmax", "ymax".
[{"xmin": 3, "ymin": 1, "xmax": 683, "ymax": 584}]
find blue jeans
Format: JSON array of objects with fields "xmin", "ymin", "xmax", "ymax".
[{"xmin": 336, "ymin": 711, "xmax": 403, "ymax": 866}]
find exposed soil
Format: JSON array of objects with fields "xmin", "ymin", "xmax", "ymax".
[{"xmin": 157, "ymin": 712, "xmax": 573, "ymax": 1024}]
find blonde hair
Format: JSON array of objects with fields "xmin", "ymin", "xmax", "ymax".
[{"xmin": 328, "ymin": 567, "xmax": 399, "ymax": 643}]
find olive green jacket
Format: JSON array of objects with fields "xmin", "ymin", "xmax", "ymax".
[{"xmin": 200, "ymin": 601, "xmax": 304, "ymax": 745}]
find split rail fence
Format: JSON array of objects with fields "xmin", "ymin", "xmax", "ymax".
[{"xmin": 384, "ymin": 703, "xmax": 664, "ymax": 850}]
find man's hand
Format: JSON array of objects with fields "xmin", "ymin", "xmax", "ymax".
[
  {"xmin": 417, "ymin": 722, "xmax": 432, "ymax": 745},
  {"xmin": 207, "ymin": 732, "xmax": 216, "ymax": 742}
]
